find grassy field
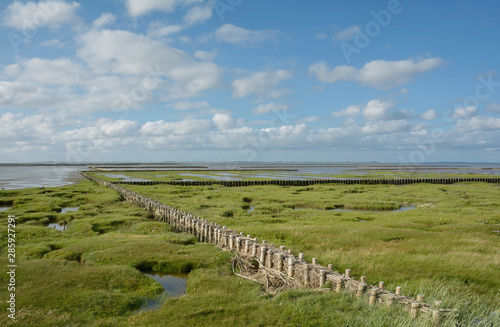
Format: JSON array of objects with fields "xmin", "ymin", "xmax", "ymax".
[{"xmin": 0, "ymin": 177, "xmax": 498, "ymax": 326}]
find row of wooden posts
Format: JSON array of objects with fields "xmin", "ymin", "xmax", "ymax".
[
  {"xmin": 115, "ymin": 176, "xmax": 500, "ymax": 187},
  {"xmin": 80, "ymin": 170, "xmax": 454, "ymax": 322}
]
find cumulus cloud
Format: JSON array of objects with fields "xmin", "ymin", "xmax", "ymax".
[
  {"xmin": 421, "ymin": 109, "xmax": 438, "ymax": 120},
  {"xmin": 309, "ymin": 58, "xmax": 444, "ymax": 90},
  {"xmin": 456, "ymin": 116, "xmax": 500, "ymax": 132},
  {"xmin": 252, "ymin": 103, "xmax": 289, "ymax": 115},
  {"xmin": 212, "ymin": 113, "xmax": 236, "ymax": 130},
  {"xmin": 215, "ymin": 24, "xmax": 280, "ymax": 46},
  {"xmin": 184, "ymin": 4, "xmax": 212, "ymax": 25},
  {"xmin": 77, "ymin": 29, "xmax": 222, "ymax": 98},
  {"xmin": 140, "ymin": 119, "xmax": 214, "ymax": 136},
  {"xmin": 451, "ymin": 106, "xmax": 477, "ymax": 119},
  {"xmin": 361, "ymin": 120, "xmax": 411, "ymax": 134},
  {"xmin": 2, "ymin": 1, "xmax": 81, "ymax": 30},
  {"xmin": 485, "ymin": 102, "xmax": 500, "ymax": 113},
  {"xmin": 232, "ymin": 70, "xmax": 292, "ymax": 98},
  {"xmin": 170, "ymin": 101, "xmax": 211, "ymax": 111},
  {"xmin": 363, "ymin": 99, "xmax": 412, "ymax": 121},
  {"xmin": 295, "ymin": 116, "xmax": 321, "ymax": 124},
  {"xmin": 124, "ymin": 0, "xmax": 184, "ymax": 17},
  {"xmin": 92, "ymin": 13, "xmax": 116, "ymax": 29},
  {"xmin": 40, "ymin": 38, "xmax": 65, "ymax": 47},
  {"xmin": 332, "ymin": 105, "xmax": 360, "ymax": 118},
  {"xmin": 332, "ymin": 26, "xmax": 360, "ymax": 42}
]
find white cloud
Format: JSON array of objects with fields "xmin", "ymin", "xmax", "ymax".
[
  {"xmin": 170, "ymin": 101, "xmax": 211, "ymax": 111},
  {"xmin": 184, "ymin": 4, "xmax": 212, "ymax": 25},
  {"xmin": 2, "ymin": 1, "xmax": 81, "ymax": 30},
  {"xmin": 232, "ymin": 70, "xmax": 292, "ymax": 98},
  {"xmin": 362, "ymin": 120, "xmax": 411, "ymax": 134},
  {"xmin": 362, "ymin": 99, "xmax": 411, "ymax": 121},
  {"xmin": 77, "ymin": 29, "xmax": 222, "ymax": 98},
  {"xmin": 140, "ymin": 119, "xmax": 214, "ymax": 136},
  {"xmin": 92, "ymin": 13, "xmax": 116, "ymax": 29},
  {"xmin": 309, "ymin": 58, "xmax": 445, "ymax": 90},
  {"xmin": 456, "ymin": 116, "xmax": 500, "ymax": 132},
  {"xmin": 252, "ymin": 103, "xmax": 289, "ymax": 115},
  {"xmin": 451, "ymin": 106, "xmax": 477, "ymax": 119},
  {"xmin": 332, "ymin": 105, "xmax": 360, "ymax": 118},
  {"xmin": 315, "ymin": 33, "xmax": 327, "ymax": 40},
  {"xmin": 332, "ymin": 25, "xmax": 360, "ymax": 42},
  {"xmin": 296, "ymin": 116, "xmax": 321, "ymax": 124},
  {"xmin": 125, "ymin": 0, "xmax": 181, "ymax": 17},
  {"xmin": 421, "ymin": 109, "xmax": 438, "ymax": 120},
  {"xmin": 485, "ymin": 102, "xmax": 500, "ymax": 113},
  {"xmin": 194, "ymin": 50, "xmax": 217, "ymax": 61},
  {"xmin": 212, "ymin": 113, "xmax": 236, "ymax": 130},
  {"xmin": 40, "ymin": 38, "xmax": 65, "ymax": 47},
  {"xmin": 308, "ymin": 62, "xmax": 357, "ymax": 83},
  {"xmin": 147, "ymin": 24, "xmax": 184, "ymax": 38},
  {"xmin": 215, "ymin": 24, "xmax": 280, "ymax": 46}
]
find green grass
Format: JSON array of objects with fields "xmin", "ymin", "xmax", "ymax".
[
  {"xmin": 121, "ymin": 181, "xmax": 500, "ymax": 305},
  {"xmin": 1, "ymin": 178, "xmax": 498, "ymax": 326}
]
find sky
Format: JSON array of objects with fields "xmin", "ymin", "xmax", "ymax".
[{"xmin": 0, "ymin": 0, "xmax": 500, "ymax": 164}]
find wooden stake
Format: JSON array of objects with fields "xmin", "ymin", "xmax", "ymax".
[
  {"xmin": 336, "ymin": 280, "xmax": 343, "ymax": 293},
  {"xmin": 369, "ymin": 289, "xmax": 378, "ymax": 306},
  {"xmin": 345, "ymin": 269, "xmax": 351, "ymax": 278},
  {"xmin": 361, "ymin": 276, "xmax": 367, "ymax": 284},
  {"xmin": 411, "ymin": 302, "xmax": 420, "ymax": 318},
  {"xmin": 319, "ymin": 270, "xmax": 326, "ymax": 287},
  {"xmin": 287, "ymin": 258, "xmax": 294, "ymax": 277},
  {"xmin": 356, "ymin": 283, "xmax": 365, "ymax": 298}
]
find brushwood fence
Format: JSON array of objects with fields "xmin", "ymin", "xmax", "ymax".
[
  {"xmin": 113, "ymin": 176, "xmax": 500, "ymax": 187},
  {"xmin": 80, "ymin": 171, "xmax": 480, "ymax": 322}
]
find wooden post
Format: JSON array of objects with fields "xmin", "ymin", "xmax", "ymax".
[
  {"xmin": 379, "ymin": 281, "xmax": 385, "ymax": 290},
  {"xmin": 252, "ymin": 244, "xmax": 258, "ymax": 257},
  {"xmin": 396, "ymin": 286, "xmax": 401, "ymax": 295},
  {"xmin": 287, "ymin": 258, "xmax": 294, "ymax": 277},
  {"xmin": 361, "ymin": 276, "xmax": 367, "ymax": 284},
  {"xmin": 387, "ymin": 296, "xmax": 395, "ymax": 307},
  {"xmin": 304, "ymin": 264, "xmax": 310, "ymax": 286},
  {"xmin": 411, "ymin": 303, "xmax": 420, "ymax": 318},
  {"xmin": 267, "ymin": 249, "xmax": 273, "ymax": 268},
  {"xmin": 260, "ymin": 247, "xmax": 267, "ymax": 266},
  {"xmin": 312, "ymin": 258, "xmax": 318, "ymax": 265},
  {"xmin": 236, "ymin": 237, "xmax": 241, "ymax": 252},
  {"xmin": 345, "ymin": 269, "xmax": 351, "ymax": 278},
  {"xmin": 244, "ymin": 240, "xmax": 250, "ymax": 253},
  {"xmin": 369, "ymin": 289, "xmax": 378, "ymax": 306},
  {"xmin": 319, "ymin": 270, "xmax": 326, "ymax": 287},
  {"xmin": 277, "ymin": 253, "xmax": 284, "ymax": 272},
  {"xmin": 299, "ymin": 253, "xmax": 305, "ymax": 261},
  {"xmin": 417, "ymin": 294, "xmax": 425, "ymax": 303},
  {"xmin": 432, "ymin": 311, "xmax": 440, "ymax": 323},
  {"xmin": 229, "ymin": 235, "xmax": 234, "ymax": 250},
  {"xmin": 356, "ymin": 283, "xmax": 365, "ymax": 298},
  {"xmin": 336, "ymin": 280, "xmax": 343, "ymax": 293},
  {"xmin": 328, "ymin": 264, "xmax": 333, "ymax": 270},
  {"xmin": 280, "ymin": 245, "xmax": 286, "ymax": 252},
  {"xmin": 288, "ymin": 249, "xmax": 292, "ymax": 255}
]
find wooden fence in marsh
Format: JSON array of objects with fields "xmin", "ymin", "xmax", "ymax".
[
  {"xmin": 81, "ymin": 170, "xmax": 475, "ymax": 322},
  {"xmin": 113, "ymin": 176, "xmax": 500, "ymax": 187}
]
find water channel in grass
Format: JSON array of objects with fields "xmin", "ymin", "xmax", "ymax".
[
  {"xmin": 139, "ymin": 273, "xmax": 188, "ymax": 311},
  {"xmin": 0, "ymin": 206, "xmax": 12, "ymax": 212}
]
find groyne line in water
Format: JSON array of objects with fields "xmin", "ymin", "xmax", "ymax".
[
  {"xmin": 80, "ymin": 170, "xmax": 471, "ymax": 321},
  {"xmin": 112, "ymin": 176, "xmax": 500, "ymax": 186}
]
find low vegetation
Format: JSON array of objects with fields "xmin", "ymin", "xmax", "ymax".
[{"xmin": 0, "ymin": 175, "xmax": 498, "ymax": 326}]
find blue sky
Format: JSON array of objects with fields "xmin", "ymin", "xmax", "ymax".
[{"xmin": 1, "ymin": 0, "xmax": 499, "ymax": 163}]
